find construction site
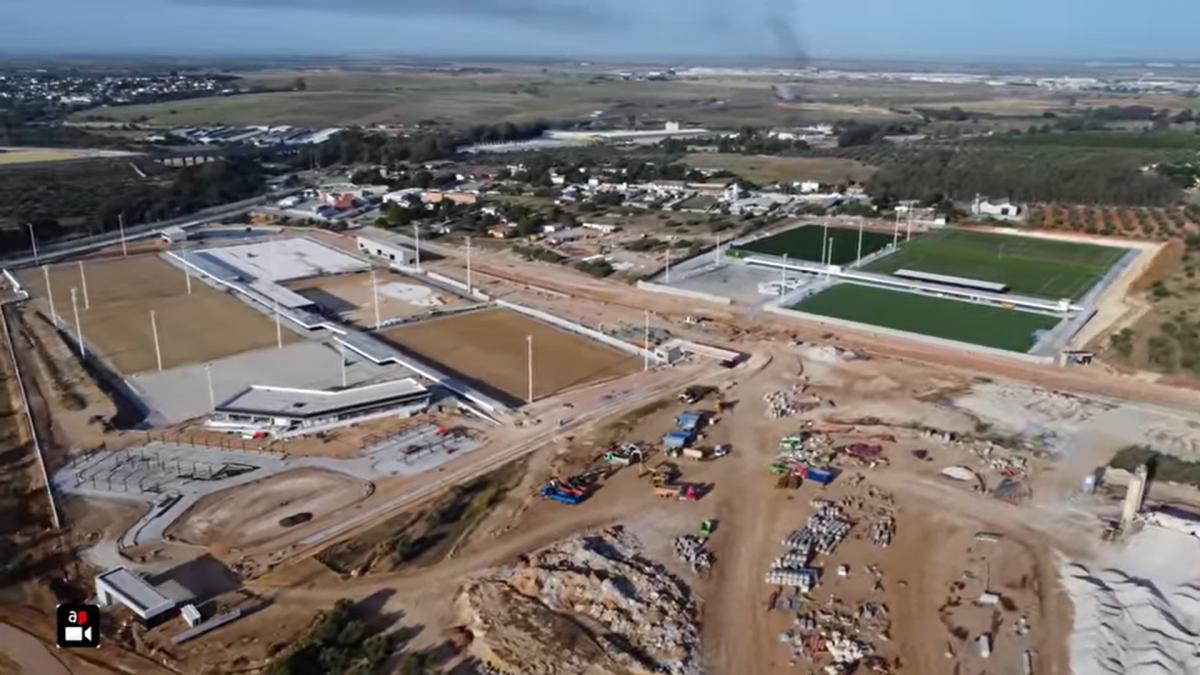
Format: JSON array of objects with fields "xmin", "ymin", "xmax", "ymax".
[{"xmin": 1, "ymin": 216, "xmax": 1199, "ymax": 675}]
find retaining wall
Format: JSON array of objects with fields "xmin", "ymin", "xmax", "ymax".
[
  {"xmin": 635, "ymin": 281, "xmax": 733, "ymax": 306},
  {"xmin": 765, "ymin": 304, "xmax": 1055, "ymax": 365},
  {"xmin": 496, "ymin": 299, "xmax": 663, "ymax": 363}
]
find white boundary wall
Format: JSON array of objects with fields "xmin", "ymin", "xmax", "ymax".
[
  {"xmin": 636, "ymin": 281, "xmax": 733, "ymax": 305},
  {"xmin": 765, "ymin": 304, "xmax": 1055, "ymax": 365},
  {"xmin": 496, "ymin": 299, "xmax": 664, "ymax": 364}
]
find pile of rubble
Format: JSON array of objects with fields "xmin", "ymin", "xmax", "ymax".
[
  {"xmin": 673, "ymin": 534, "xmax": 713, "ymax": 574},
  {"xmin": 779, "ymin": 599, "xmax": 893, "ymax": 673},
  {"xmin": 764, "ymin": 388, "xmax": 800, "ymax": 418},
  {"xmin": 774, "ymin": 430, "xmax": 837, "ymax": 468},
  {"xmin": 461, "ymin": 527, "xmax": 702, "ymax": 675},
  {"xmin": 869, "ymin": 516, "xmax": 895, "ymax": 548},
  {"xmin": 783, "ymin": 500, "xmax": 852, "ymax": 555}
]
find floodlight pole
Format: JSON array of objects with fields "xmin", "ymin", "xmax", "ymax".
[
  {"xmin": 714, "ymin": 234, "xmax": 721, "ymax": 266},
  {"xmin": 892, "ymin": 211, "xmax": 900, "ymax": 248},
  {"xmin": 183, "ymin": 241, "xmax": 192, "ymax": 295},
  {"xmin": 780, "ymin": 253, "xmax": 788, "ymax": 296},
  {"xmin": 857, "ymin": 221, "xmax": 864, "ymax": 264},
  {"xmin": 205, "ymin": 363, "xmax": 215, "ymax": 410},
  {"xmin": 27, "ymin": 223, "xmax": 38, "ymax": 264},
  {"xmin": 150, "ymin": 309, "xmax": 163, "ymax": 371},
  {"xmin": 42, "ymin": 265, "xmax": 58, "ymax": 326},
  {"xmin": 906, "ymin": 210, "xmax": 913, "ymax": 242},
  {"xmin": 526, "ymin": 334, "xmax": 534, "ymax": 405},
  {"xmin": 77, "ymin": 260, "xmax": 90, "ymax": 309},
  {"xmin": 465, "ymin": 235, "xmax": 472, "ymax": 293},
  {"xmin": 339, "ymin": 340, "xmax": 347, "ymax": 388},
  {"xmin": 643, "ymin": 310, "xmax": 650, "ymax": 372},
  {"xmin": 70, "ymin": 288, "xmax": 85, "ymax": 359},
  {"xmin": 371, "ymin": 269, "xmax": 381, "ymax": 330},
  {"xmin": 664, "ymin": 238, "xmax": 673, "ymax": 283},
  {"xmin": 118, "ymin": 212, "xmax": 128, "ymax": 257},
  {"xmin": 413, "ymin": 224, "xmax": 422, "ymax": 272}
]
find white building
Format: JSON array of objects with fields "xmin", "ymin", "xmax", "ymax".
[
  {"xmin": 208, "ymin": 378, "xmax": 431, "ymax": 438},
  {"xmin": 796, "ymin": 180, "xmax": 821, "ymax": 194},
  {"xmin": 96, "ymin": 567, "xmax": 176, "ymax": 626},
  {"xmin": 357, "ymin": 234, "xmax": 418, "ymax": 266},
  {"xmin": 971, "ymin": 196, "xmax": 1023, "ymax": 221},
  {"xmin": 582, "ymin": 222, "xmax": 621, "ymax": 234}
]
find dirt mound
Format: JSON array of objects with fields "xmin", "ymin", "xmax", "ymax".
[
  {"xmin": 459, "ymin": 527, "xmax": 702, "ymax": 675},
  {"xmin": 460, "ymin": 580, "xmax": 622, "ymax": 675}
]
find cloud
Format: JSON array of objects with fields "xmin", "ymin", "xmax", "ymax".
[{"xmin": 171, "ymin": 0, "xmax": 609, "ymax": 27}]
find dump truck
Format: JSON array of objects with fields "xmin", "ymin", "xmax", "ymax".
[
  {"xmin": 540, "ymin": 484, "xmax": 584, "ymax": 505},
  {"xmin": 663, "ymin": 429, "xmax": 695, "ymax": 451}
]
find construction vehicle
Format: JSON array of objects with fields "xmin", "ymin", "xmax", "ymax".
[
  {"xmin": 682, "ymin": 447, "xmax": 706, "ymax": 461},
  {"xmin": 712, "ymin": 444, "xmax": 732, "ymax": 458},
  {"xmin": 540, "ymin": 484, "xmax": 585, "ymax": 505},
  {"xmin": 647, "ymin": 461, "xmax": 680, "ymax": 487},
  {"xmin": 655, "ymin": 483, "xmax": 701, "ymax": 501},
  {"xmin": 700, "ymin": 519, "xmax": 716, "ymax": 536}
]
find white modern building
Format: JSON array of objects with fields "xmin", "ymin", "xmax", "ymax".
[
  {"xmin": 208, "ymin": 378, "xmax": 431, "ymax": 437},
  {"xmin": 96, "ymin": 566, "xmax": 176, "ymax": 626},
  {"xmin": 357, "ymin": 234, "xmax": 418, "ymax": 266}
]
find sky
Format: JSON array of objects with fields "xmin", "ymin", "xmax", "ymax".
[{"xmin": 2, "ymin": 0, "xmax": 1199, "ymax": 63}]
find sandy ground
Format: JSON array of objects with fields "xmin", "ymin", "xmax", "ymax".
[
  {"xmin": 283, "ymin": 270, "xmax": 472, "ymax": 327},
  {"xmin": 166, "ymin": 467, "xmax": 373, "ymax": 550},
  {"xmin": 381, "ymin": 307, "xmax": 640, "ymax": 403},
  {"xmin": 18, "ymin": 254, "xmax": 297, "ymax": 374}
]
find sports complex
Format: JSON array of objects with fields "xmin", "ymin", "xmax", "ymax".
[
  {"xmin": 12, "ymin": 230, "xmax": 653, "ymax": 429},
  {"xmin": 653, "ymin": 222, "xmax": 1138, "ymax": 358}
]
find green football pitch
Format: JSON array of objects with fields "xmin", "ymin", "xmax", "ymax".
[
  {"xmin": 733, "ymin": 224, "xmax": 894, "ymax": 265},
  {"xmin": 791, "ymin": 284, "xmax": 1061, "ymax": 352},
  {"xmin": 863, "ymin": 228, "xmax": 1125, "ymax": 300}
]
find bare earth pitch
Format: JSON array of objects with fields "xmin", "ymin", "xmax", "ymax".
[
  {"xmin": 380, "ymin": 308, "xmax": 639, "ymax": 404},
  {"xmin": 19, "ymin": 255, "xmax": 297, "ymax": 374}
]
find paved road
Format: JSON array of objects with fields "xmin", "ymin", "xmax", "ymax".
[{"xmin": 2, "ymin": 189, "xmax": 299, "ymax": 268}]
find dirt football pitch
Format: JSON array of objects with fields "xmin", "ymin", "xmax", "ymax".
[
  {"xmin": 381, "ymin": 308, "xmax": 639, "ymax": 403},
  {"xmin": 19, "ymin": 255, "xmax": 297, "ymax": 374}
]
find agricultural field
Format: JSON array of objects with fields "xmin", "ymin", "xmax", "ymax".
[
  {"xmin": 864, "ymin": 228, "xmax": 1126, "ymax": 299},
  {"xmin": 733, "ymin": 224, "xmax": 894, "ymax": 265},
  {"xmin": 683, "ymin": 153, "xmax": 878, "ymax": 185},
  {"xmin": 18, "ymin": 255, "xmax": 295, "ymax": 374},
  {"xmin": 380, "ymin": 308, "xmax": 638, "ymax": 404},
  {"xmin": 1024, "ymin": 204, "xmax": 1200, "ymax": 239},
  {"xmin": 791, "ymin": 283, "xmax": 1061, "ymax": 352},
  {"xmin": 283, "ymin": 270, "xmax": 471, "ymax": 327}
]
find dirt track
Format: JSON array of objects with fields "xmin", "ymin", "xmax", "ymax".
[
  {"xmin": 381, "ymin": 307, "xmax": 639, "ymax": 403},
  {"xmin": 167, "ymin": 467, "xmax": 372, "ymax": 549}
]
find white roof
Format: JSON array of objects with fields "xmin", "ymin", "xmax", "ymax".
[
  {"xmin": 216, "ymin": 378, "xmax": 428, "ymax": 419},
  {"xmin": 201, "ymin": 237, "xmax": 369, "ymax": 282},
  {"xmin": 893, "ymin": 268, "xmax": 1009, "ymax": 293},
  {"xmin": 96, "ymin": 567, "xmax": 174, "ymax": 619}
]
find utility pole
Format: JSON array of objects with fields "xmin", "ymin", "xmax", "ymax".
[
  {"xmin": 70, "ymin": 288, "xmax": 85, "ymax": 359},
  {"xmin": 713, "ymin": 234, "xmax": 721, "ymax": 266},
  {"xmin": 526, "ymin": 334, "xmax": 534, "ymax": 405},
  {"xmin": 77, "ymin": 261, "xmax": 90, "ymax": 309},
  {"xmin": 892, "ymin": 211, "xmax": 900, "ymax": 248},
  {"xmin": 205, "ymin": 363, "xmax": 215, "ymax": 410},
  {"xmin": 42, "ymin": 265, "xmax": 58, "ymax": 326},
  {"xmin": 465, "ymin": 235, "xmax": 472, "ymax": 293},
  {"xmin": 27, "ymin": 223, "xmax": 38, "ymax": 264},
  {"xmin": 664, "ymin": 238, "xmax": 673, "ymax": 283},
  {"xmin": 150, "ymin": 309, "xmax": 163, "ymax": 371},
  {"xmin": 118, "ymin": 212, "xmax": 128, "ymax": 257}
]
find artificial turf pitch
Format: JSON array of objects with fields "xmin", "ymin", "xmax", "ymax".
[
  {"xmin": 863, "ymin": 229, "xmax": 1125, "ymax": 300},
  {"xmin": 733, "ymin": 224, "xmax": 894, "ymax": 265},
  {"xmin": 791, "ymin": 284, "xmax": 1061, "ymax": 352}
]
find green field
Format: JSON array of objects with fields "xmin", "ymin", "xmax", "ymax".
[
  {"xmin": 864, "ymin": 228, "xmax": 1125, "ymax": 299},
  {"xmin": 734, "ymin": 224, "xmax": 894, "ymax": 265},
  {"xmin": 791, "ymin": 284, "xmax": 1060, "ymax": 352}
]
